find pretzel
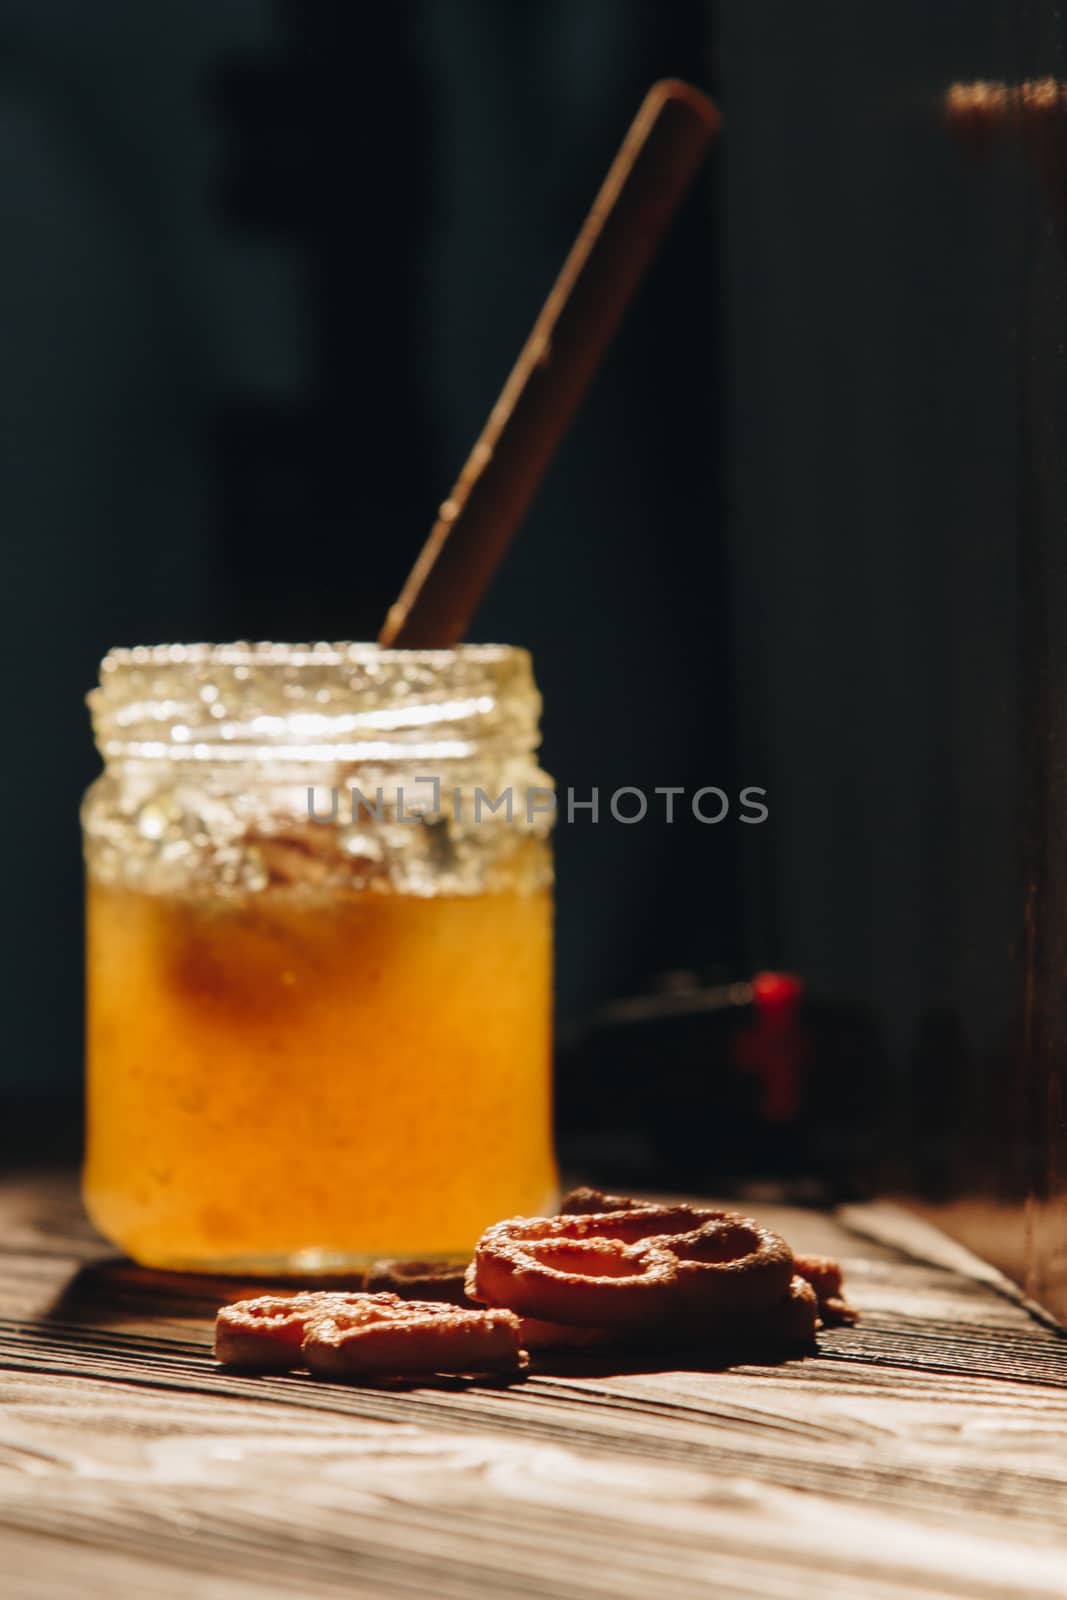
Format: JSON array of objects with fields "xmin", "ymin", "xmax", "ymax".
[
  {"xmin": 367, "ymin": 1258, "xmax": 472, "ymax": 1306},
  {"xmin": 792, "ymin": 1253, "xmax": 858, "ymax": 1327},
  {"xmin": 214, "ymin": 1292, "xmax": 385, "ymax": 1371},
  {"xmin": 302, "ymin": 1297, "xmax": 525, "ymax": 1379},
  {"xmin": 557, "ymin": 1188, "xmax": 857, "ymax": 1331},
  {"xmin": 468, "ymin": 1206, "xmax": 794, "ymax": 1330},
  {"xmin": 216, "ymin": 1289, "xmax": 527, "ymax": 1379}
]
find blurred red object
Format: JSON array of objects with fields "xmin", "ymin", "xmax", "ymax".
[{"xmin": 733, "ymin": 972, "xmax": 811, "ymax": 1124}]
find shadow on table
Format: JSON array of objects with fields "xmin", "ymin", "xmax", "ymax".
[
  {"xmin": 43, "ymin": 1263, "xmax": 811, "ymax": 1382},
  {"xmin": 43, "ymin": 1255, "xmax": 371, "ymax": 1325},
  {"xmin": 529, "ymin": 1342, "xmax": 811, "ymax": 1379}
]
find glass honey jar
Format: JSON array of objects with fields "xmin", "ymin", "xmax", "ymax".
[{"xmin": 82, "ymin": 643, "xmax": 557, "ymax": 1270}]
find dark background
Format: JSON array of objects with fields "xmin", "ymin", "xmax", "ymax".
[{"xmin": 2, "ymin": 1, "xmax": 1065, "ymax": 1222}]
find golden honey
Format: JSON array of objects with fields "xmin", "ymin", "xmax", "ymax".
[{"xmin": 84, "ymin": 880, "xmax": 554, "ymax": 1267}]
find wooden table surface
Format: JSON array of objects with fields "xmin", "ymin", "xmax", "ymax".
[{"xmin": 2, "ymin": 1174, "xmax": 1067, "ymax": 1600}]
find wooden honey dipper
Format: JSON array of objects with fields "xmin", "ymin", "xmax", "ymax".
[{"xmin": 379, "ymin": 80, "xmax": 720, "ymax": 650}]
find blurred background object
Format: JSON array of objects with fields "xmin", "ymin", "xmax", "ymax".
[
  {"xmin": 5, "ymin": 0, "xmax": 1067, "ymax": 1316},
  {"xmin": 719, "ymin": 0, "xmax": 1067, "ymax": 1310}
]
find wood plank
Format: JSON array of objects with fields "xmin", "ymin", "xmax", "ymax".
[{"xmin": 2, "ymin": 1174, "xmax": 1066, "ymax": 1599}]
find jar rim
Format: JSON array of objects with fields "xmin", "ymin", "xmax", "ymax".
[
  {"xmin": 89, "ymin": 641, "xmax": 542, "ymax": 766},
  {"xmin": 100, "ymin": 641, "xmax": 528, "ymax": 672}
]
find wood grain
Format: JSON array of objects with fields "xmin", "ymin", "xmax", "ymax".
[{"xmin": 1, "ymin": 1174, "xmax": 1066, "ymax": 1599}]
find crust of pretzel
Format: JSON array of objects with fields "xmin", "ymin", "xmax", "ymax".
[
  {"xmin": 469, "ymin": 1207, "xmax": 794, "ymax": 1329},
  {"xmin": 557, "ymin": 1186, "xmax": 640, "ymax": 1216},
  {"xmin": 302, "ymin": 1298, "xmax": 525, "ymax": 1379},
  {"xmin": 215, "ymin": 1292, "xmax": 398, "ymax": 1371}
]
